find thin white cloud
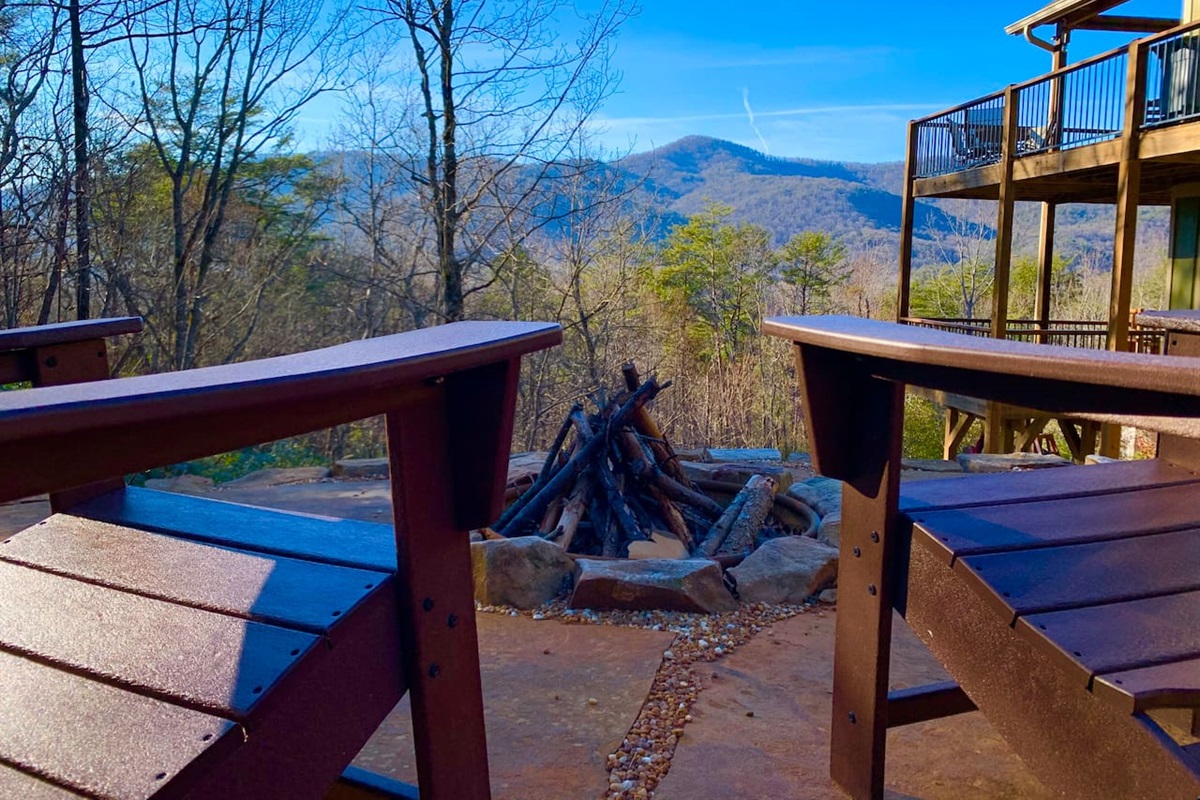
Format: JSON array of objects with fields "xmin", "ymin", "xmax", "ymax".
[{"xmin": 742, "ymin": 88, "xmax": 770, "ymax": 154}]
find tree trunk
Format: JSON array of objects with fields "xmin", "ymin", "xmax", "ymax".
[{"xmin": 69, "ymin": 0, "xmax": 91, "ymax": 320}]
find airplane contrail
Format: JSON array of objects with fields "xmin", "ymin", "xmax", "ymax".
[{"xmin": 742, "ymin": 88, "xmax": 770, "ymax": 154}]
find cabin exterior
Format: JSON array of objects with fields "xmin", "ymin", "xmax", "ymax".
[{"xmin": 895, "ymin": 0, "xmax": 1200, "ymax": 458}]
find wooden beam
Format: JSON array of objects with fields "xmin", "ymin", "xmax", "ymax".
[
  {"xmin": 897, "ymin": 121, "xmax": 918, "ymax": 321},
  {"xmin": 944, "ymin": 407, "xmax": 978, "ymax": 460},
  {"xmin": 887, "ymin": 682, "xmax": 977, "ymax": 728},
  {"xmin": 1074, "ymin": 15, "xmax": 1180, "ymax": 33},
  {"xmin": 992, "ymin": 86, "xmax": 1019, "ymax": 341},
  {"xmin": 1108, "ymin": 41, "xmax": 1148, "ymax": 354},
  {"xmin": 1100, "ymin": 44, "xmax": 1147, "ymax": 458}
]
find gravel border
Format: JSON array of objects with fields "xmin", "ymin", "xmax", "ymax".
[{"xmin": 477, "ymin": 599, "xmax": 820, "ymax": 798}]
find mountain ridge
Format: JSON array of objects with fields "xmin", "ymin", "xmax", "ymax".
[{"xmin": 613, "ymin": 135, "xmax": 1167, "ymax": 270}]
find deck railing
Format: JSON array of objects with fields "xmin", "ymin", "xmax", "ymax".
[
  {"xmin": 911, "ymin": 20, "xmax": 1200, "ymax": 180},
  {"xmin": 1014, "ymin": 48, "xmax": 1127, "ymax": 157},
  {"xmin": 899, "ymin": 316, "xmax": 1166, "ymax": 354},
  {"xmin": 1144, "ymin": 25, "xmax": 1200, "ymax": 126},
  {"xmin": 913, "ymin": 92, "xmax": 1006, "ymax": 178}
]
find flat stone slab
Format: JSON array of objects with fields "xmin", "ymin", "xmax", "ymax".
[
  {"xmin": 902, "ymin": 458, "xmax": 965, "ymax": 473},
  {"xmin": 208, "ymin": 480, "xmax": 395, "ymax": 523},
  {"xmin": 223, "ymin": 466, "xmax": 331, "ymax": 486},
  {"xmin": 143, "ymin": 474, "xmax": 215, "ymax": 494},
  {"xmin": 0, "ymin": 499, "xmax": 50, "ymax": 537},
  {"xmin": 703, "ymin": 448, "xmax": 783, "ymax": 463},
  {"xmin": 351, "ymin": 613, "xmax": 674, "ymax": 800},
  {"xmin": 507, "ymin": 451, "xmax": 549, "ymax": 485},
  {"xmin": 332, "ymin": 457, "xmax": 390, "ymax": 479},
  {"xmin": 655, "ymin": 611, "xmax": 1052, "ymax": 800},
  {"xmin": 957, "ymin": 452, "xmax": 1071, "ymax": 473}
]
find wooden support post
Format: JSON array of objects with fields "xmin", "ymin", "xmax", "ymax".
[
  {"xmin": 1035, "ymin": 204, "xmax": 1056, "ymax": 343},
  {"xmin": 983, "ymin": 400, "xmax": 1005, "ymax": 454},
  {"xmin": 794, "ymin": 343, "xmax": 904, "ymax": 800},
  {"xmin": 991, "ymin": 86, "xmax": 1019, "ymax": 342},
  {"xmin": 1034, "ymin": 36, "xmax": 1067, "ymax": 344},
  {"xmin": 386, "ymin": 360, "xmax": 522, "ymax": 800},
  {"xmin": 896, "ymin": 121, "xmax": 919, "ymax": 322},
  {"xmin": 1102, "ymin": 41, "xmax": 1148, "ymax": 457},
  {"xmin": 1109, "ymin": 40, "xmax": 1148, "ymax": 354}
]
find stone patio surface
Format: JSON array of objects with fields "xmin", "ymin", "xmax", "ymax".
[{"xmin": 0, "ymin": 477, "xmax": 1053, "ymax": 798}]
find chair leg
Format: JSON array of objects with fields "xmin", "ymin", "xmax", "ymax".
[
  {"xmin": 827, "ymin": 385, "xmax": 905, "ymax": 800},
  {"xmin": 386, "ymin": 385, "xmax": 492, "ymax": 800}
]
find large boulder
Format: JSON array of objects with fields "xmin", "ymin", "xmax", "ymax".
[
  {"xmin": 570, "ymin": 558, "xmax": 736, "ymax": 613},
  {"xmin": 470, "ymin": 536, "xmax": 574, "ymax": 609},
  {"xmin": 786, "ymin": 476, "xmax": 843, "ymax": 518},
  {"xmin": 957, "ymin": 452, "xmax": 1070, "ymax": 473},
  {"xmin": 728, "ymin": 536, "xmax": 839, "ymax": 604},
  {"xmin": 816, "ymin": 511, "xmax": 841, "ymax": 549}
]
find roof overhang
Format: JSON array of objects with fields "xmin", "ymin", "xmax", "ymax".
[{"xmin": 1005, "ymin": 0, "xmax": 1178, "ymax": 35}]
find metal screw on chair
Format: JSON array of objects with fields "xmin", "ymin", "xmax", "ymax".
[
  {"xmin": 447, "ymin": 613, "xmax": 458, "ymax": 628},
  {"xmin": 848, "ymin": 711, "xmax": 857, "ymax": 724},
  {"xmin": 867, "ymin": 584, "xmax": 877, "ymax": 596},
  {"xmin": 853, "ymin": 547, "xmax": 861, "ymax": 557},
  {"xmin": 428, "ymin": 663, "xmax": 441, "ymax": 678},
  {"xmin": 871, "ymin": 531, "xmax": 880, "ymax": 543},
  {"xmin": 422, "ymin": 597, "xmax": 434, "ymax": 612}
]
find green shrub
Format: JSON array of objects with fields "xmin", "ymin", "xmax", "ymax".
[
  {"xmin": 130, "ymin": 437, "xmax": 325, "ymax": 485},
  {"xmin": 902, "ymin": 393, "xmax": 953, "ymax": 460}
]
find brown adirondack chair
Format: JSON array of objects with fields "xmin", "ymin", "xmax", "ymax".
[
  {"xmin": 764, "ymin": 314, "xmax": 1200, "ymax": 800},
  {"xmin": 0, "ymin": 317, "xmax": 561, "ymax": 800}
]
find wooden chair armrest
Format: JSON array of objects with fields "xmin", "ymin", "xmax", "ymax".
[
  {"xmin": 763, "ymin": 315, "xmax": 1200, "ymax": 484},
  {"xmin": 0, "ymin": 317, "xmax": 142, "ymax": 353},
  {"xmin": 0, "ymin": 321, "xmax": 562, "ymax": 514},
  {"xmin": 764, "ymin": 315, "xmax": 1200, "ymax": 414},
  {"xmin": 0, "ymin": 317, "xmax": 143, "ymax": 386}
]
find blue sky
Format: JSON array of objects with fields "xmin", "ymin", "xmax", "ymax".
[{"xmin": 591, "ymin": 0, "xmax": 1184, "ymax": 162}]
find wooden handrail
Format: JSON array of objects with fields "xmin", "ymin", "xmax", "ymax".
[
  {"xmin": 0, "ymin": 321, "xmax": 562, "ymax": 504},
  {"xmin": 1010, "ymin": 45, "xmax": 1127, "ymax": 94},
  {"xmin": 913, "ymin": 90, "xmax": 1007, "ymax": 125},
  {"xmin": 1129, "ymin": 16, "xmax": 1200, "ymax": 48}
]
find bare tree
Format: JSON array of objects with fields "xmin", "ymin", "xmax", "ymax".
[
  {"xmin": 379, "ymin": 0, "xmax": 636, "ymax": 322},
  {"xmin": 123, "ymin": 0, "xmax": 346, "ymax": 368}
]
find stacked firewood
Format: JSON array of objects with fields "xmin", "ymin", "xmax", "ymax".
[{"xmin": 492, "ymin": 364, "xmax": 816, "ymax": 559}]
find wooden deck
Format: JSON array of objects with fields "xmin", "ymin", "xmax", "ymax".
[{"xmin": 913, "ymin": 117, "xmax": 1200, "ymax": 203}]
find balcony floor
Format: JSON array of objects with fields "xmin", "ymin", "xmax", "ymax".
[{"xmin": 914, "ymin": 118, "xmax": 1200, "ymax": 205}]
